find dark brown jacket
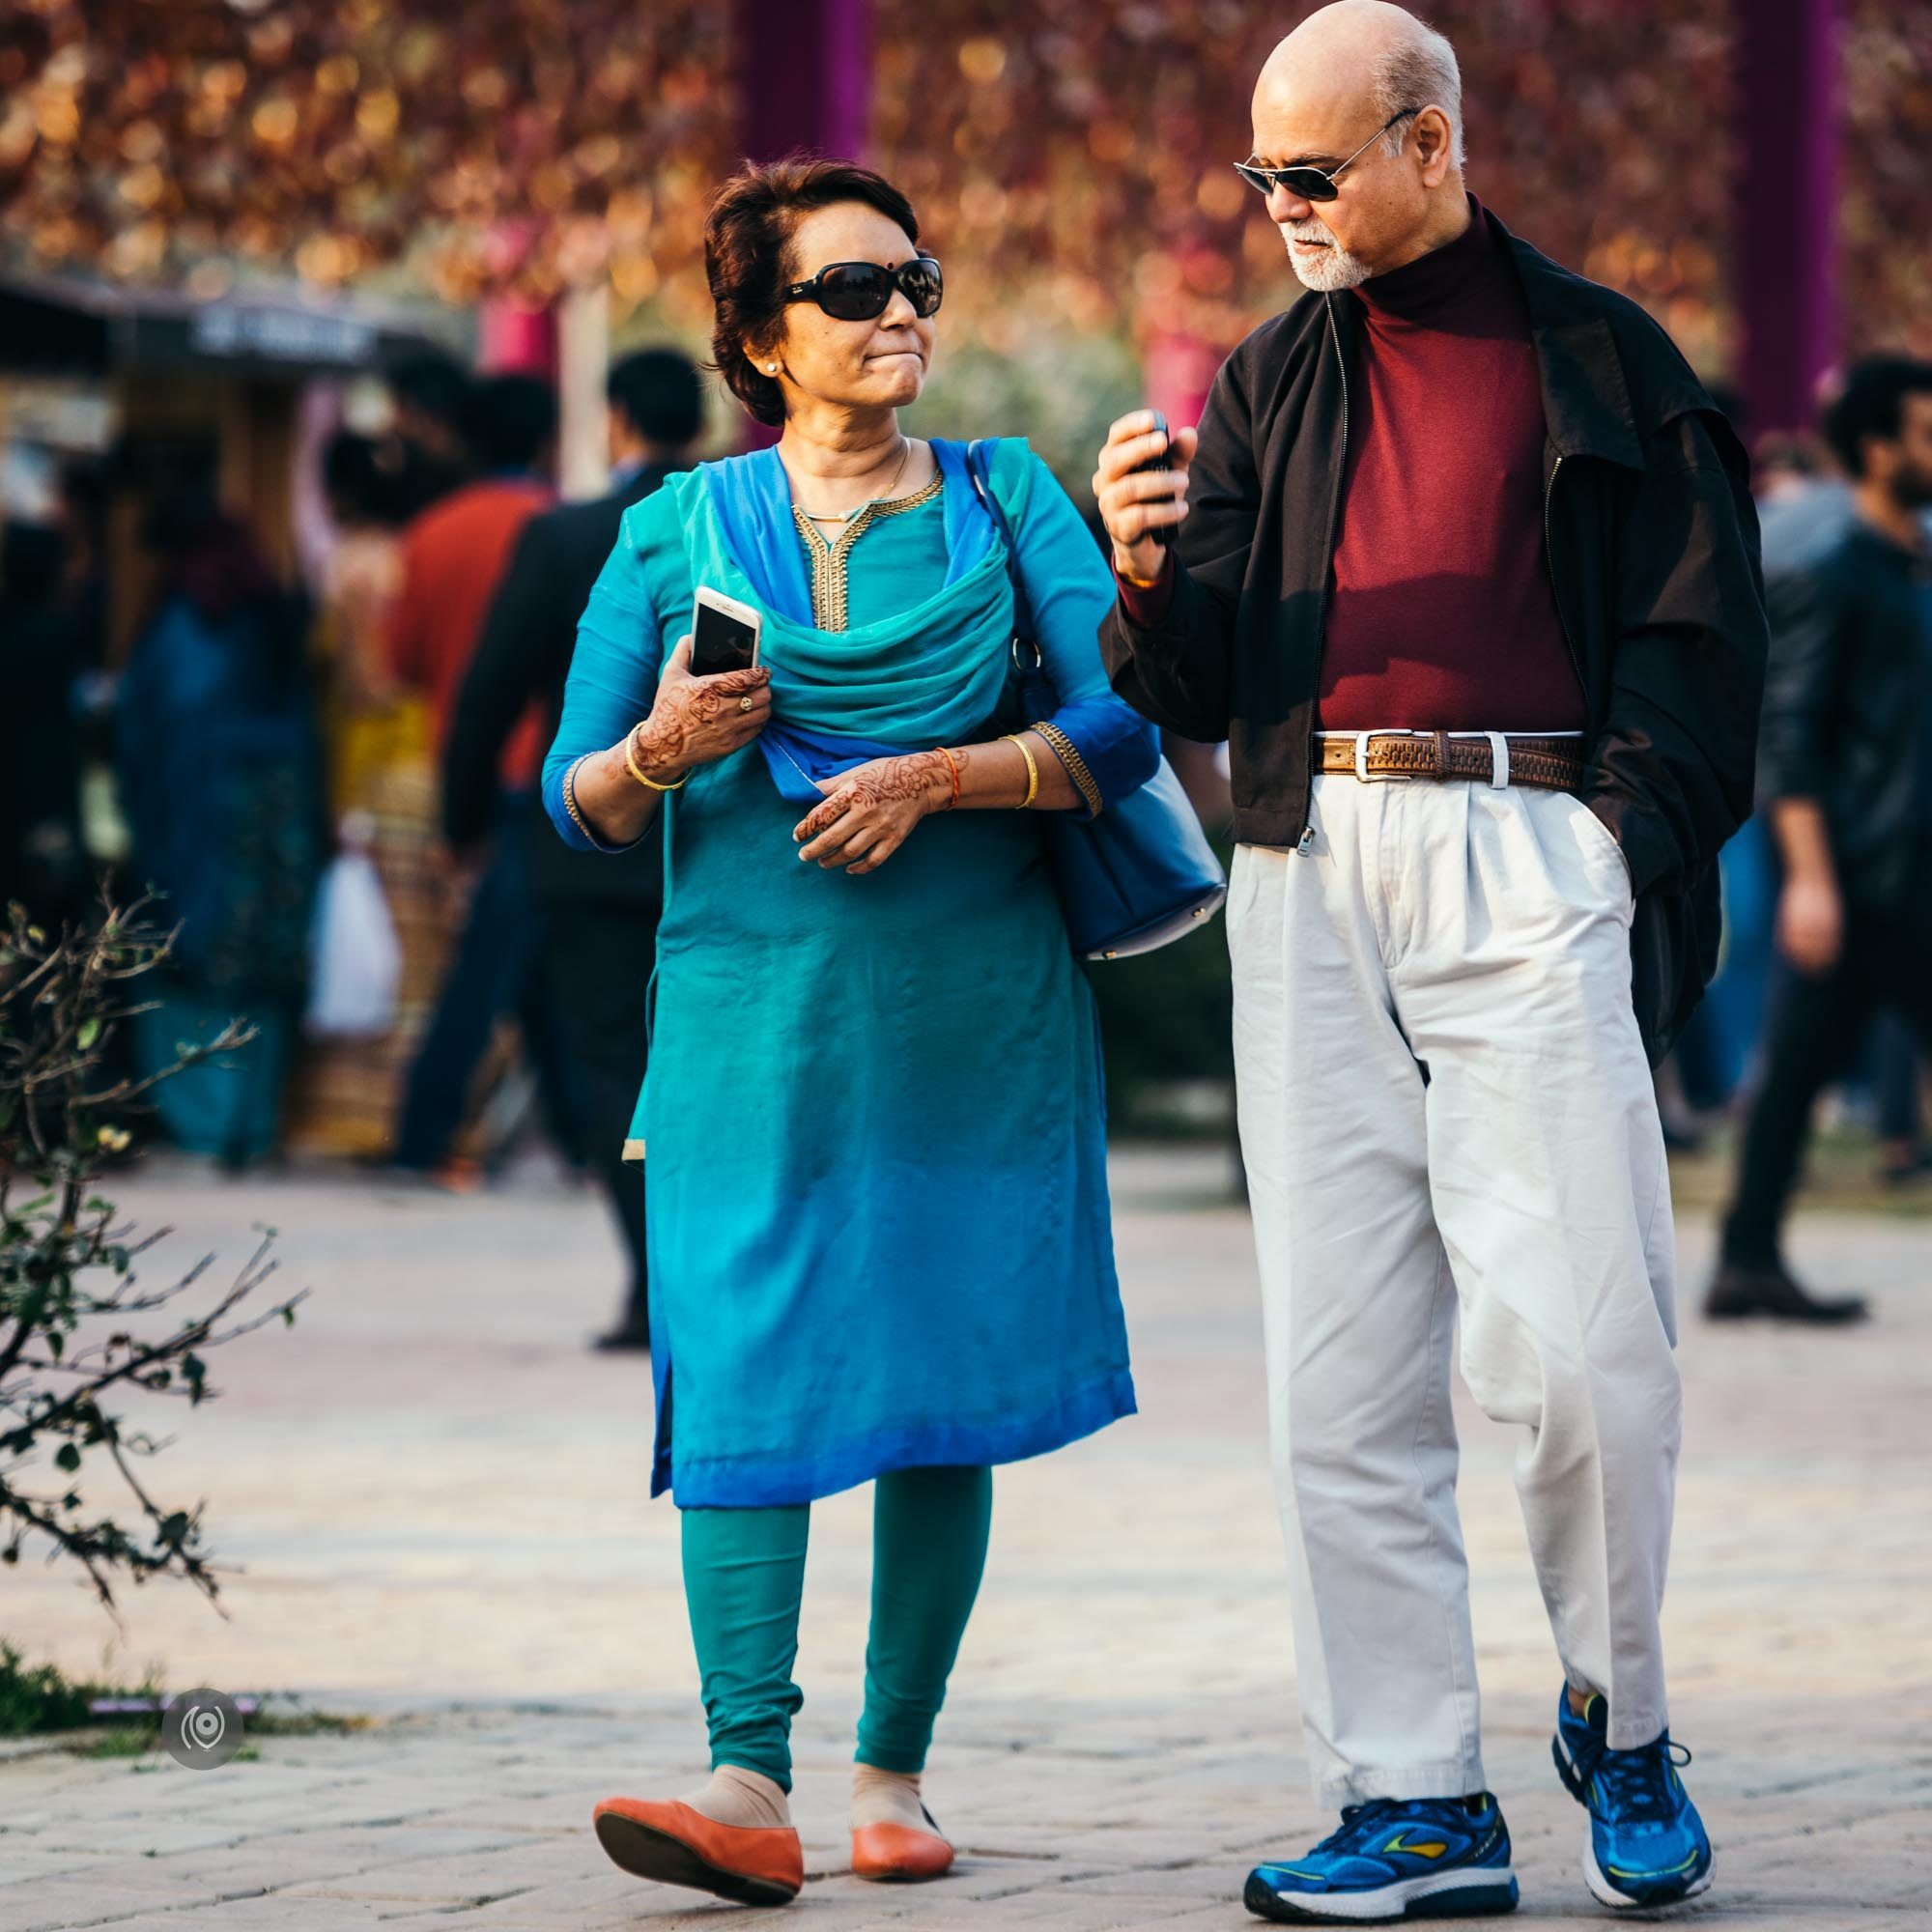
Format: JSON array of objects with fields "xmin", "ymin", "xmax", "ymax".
[{"xmin": 1101, "ymin": 209, "xmax": 1768, "ymax": 1061}]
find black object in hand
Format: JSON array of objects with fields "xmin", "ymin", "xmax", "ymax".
[{"xmin": 1131, "ymin": 410, "xmax": 1176, "ymax": 550}]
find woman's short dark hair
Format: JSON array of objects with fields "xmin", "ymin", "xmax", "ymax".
[{"xmin": 704, "ymin": 155, "xmax": 921, "ymax": 428}]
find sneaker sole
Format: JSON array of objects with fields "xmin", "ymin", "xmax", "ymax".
[
  {"xmin": 1244, "ymin": 1868, "xmax": 1520, "ymax": 1924},
  {"xmin": 592, "ymin": 1810, "xmax": 798, "ymax": 1906},
  {"xmin": 1582, "ymin": 1837, "xmax": 1713, "ymax": 1911}
]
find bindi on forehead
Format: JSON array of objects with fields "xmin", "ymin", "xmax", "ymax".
[{"xmin": 791, "ymin": 213, "xmax": 912, "ymax": 268}]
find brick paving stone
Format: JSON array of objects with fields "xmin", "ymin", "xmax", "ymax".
[{"xmin": 0, "ymin": 1152, "xmax": 1926, "ymax": 1927}]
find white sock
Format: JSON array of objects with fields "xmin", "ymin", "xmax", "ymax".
[
  {"xmin": 852, "ymin": 1763, "xmax": 942, "ymax": 1836},
  {"xmin": 678, "ymin": 1764, "xmax": 792, "ymax": 1830}
]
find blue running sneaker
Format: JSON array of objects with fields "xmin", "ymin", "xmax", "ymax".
[
  {"xmin": 1244, "ymin": 1793, "xmax": 1518, "ymax": 1923},
  {"xmin": 1552, "ymin": 1688, "xmax": 1713, "ymax": 1909}
]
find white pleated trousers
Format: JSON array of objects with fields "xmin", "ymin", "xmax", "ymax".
[{"xmin": 1228, "ymin": 773, "xmax": 1680, "ymax": 1808}]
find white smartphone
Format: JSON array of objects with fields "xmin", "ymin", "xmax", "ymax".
[{"xmin": 690, "ymin": 585, "xmax": 764, "ymax": 677}]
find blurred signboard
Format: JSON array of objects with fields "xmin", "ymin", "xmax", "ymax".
[{"xmin": 0, "ymin": 271, "xmax": 442, "ymax": 380}]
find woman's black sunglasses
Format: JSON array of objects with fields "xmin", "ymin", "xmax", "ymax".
[
  {"xmin": 1234, "ymin": 108, "xmax": 1417, "ymax": 202},
  {"xmin": 781, "ymin": 256, "xmax": 944, "ymax": 322}
]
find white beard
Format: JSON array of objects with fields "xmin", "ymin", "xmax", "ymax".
[{"xmin": 1283, "ymin": 218, "xmax": 1372, "ymax": 292}]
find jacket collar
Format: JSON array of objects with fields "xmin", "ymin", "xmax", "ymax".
[
  {"xmin": 1489, "ymin": 208, "xmax": 1649, "ymax": 471},
  {"xmin": 1316, "ymin": 205, "xmax": 1708, "ymax": 475}
]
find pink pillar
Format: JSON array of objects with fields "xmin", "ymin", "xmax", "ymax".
[
  {"xmin": 1144, "ymin": 329, "xmax": 1222, "ymax": 438},
  {"xmin": 476, "ymin": 298, "xmax": 559, "ymax": 383},
  {"xmin": 1736, "ymin": 0, "xmax": 1840, "ymax": 438},
  {"xmin": 732, "ymin": 0, "xmax": 871, "ymax": 445},
  {"xmin": 736, "ymin": 0, "xmax": 871, "ymax": 164}
]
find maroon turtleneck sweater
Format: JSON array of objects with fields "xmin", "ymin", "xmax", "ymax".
[
  {"xmin": 1318, "ymin": 196, "xmax": 1581, "ymax": 731},
  {"xmin": 1119, "ymin": 196, "xmax": 1582, "ymax": 734}
]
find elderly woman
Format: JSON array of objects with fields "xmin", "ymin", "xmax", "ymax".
[{"xmin": 545, "ymin": 157, "xmax": 1155, "ymax": 1906}]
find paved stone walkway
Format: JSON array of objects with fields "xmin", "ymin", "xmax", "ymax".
[{"xmin": 2, "ymin": 1151, "xmax": 1928, "ymax": 1929}]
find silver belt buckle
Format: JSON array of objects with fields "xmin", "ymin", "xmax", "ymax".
[{"xmin": 1354, "ymin": 730, "xmax": 1402, "ymax": 782}]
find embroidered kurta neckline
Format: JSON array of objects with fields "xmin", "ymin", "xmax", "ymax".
[{"xmin": 791, "ymin": 471, "xmax": 945, "ymax": 632}]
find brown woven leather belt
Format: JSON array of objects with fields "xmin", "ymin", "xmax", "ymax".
[{"xmin": 1317, "ymin": 731, "xmax": 1586, "ymax": 793}]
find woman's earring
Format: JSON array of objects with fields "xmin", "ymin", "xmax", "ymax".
[{"xmin": 766, "ymin": 362, "xmax": 779, "ymax": 374}]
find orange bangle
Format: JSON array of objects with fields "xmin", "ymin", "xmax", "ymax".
[{"xmin": 934, "ymin": 745, "xmax": 961, "ymax": 810}]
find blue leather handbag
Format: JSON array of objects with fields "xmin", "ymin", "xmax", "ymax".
[{"xmin": 965, "ymin": 442, "xmax": 1227, "ymax": 960}]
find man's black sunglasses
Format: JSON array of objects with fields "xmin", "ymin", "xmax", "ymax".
[
  {"xmin": 781, "ymin": 256, "xmax": 944, "ymax": 322},
  {"xmin": 1234, "ymin": 108, "xmax": 1417, "ymax": 202}
]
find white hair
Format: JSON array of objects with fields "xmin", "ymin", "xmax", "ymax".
[{"xmin": 1372, "ymin": 17, "xmax": 1464, "ymax": 170}]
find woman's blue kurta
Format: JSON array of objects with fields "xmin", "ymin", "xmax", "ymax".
[{"xmin": 544, "ymin": 439, "xmax": 1136, "ymax": 1507}]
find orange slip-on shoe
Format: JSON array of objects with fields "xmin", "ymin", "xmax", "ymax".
[
  {"xmin": 851, "ymin": 1815, "xmax": 955, "ymax": 1883},
  {"xmin": 592, "ymin": 1796, "xmax": 803, "ymax": 1905}
]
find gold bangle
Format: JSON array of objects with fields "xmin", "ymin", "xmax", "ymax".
[
  {"xmin": 1003, "ymin": 732, "xmax": 1039, "ymax": 810},
  {"xmin": 625, "ymin": 724, "xmax": 688, "ymax": 792},
  {"xmin": 564, "ymin": 755, "xmax": 639, "ymax": 853},
  {"xmin": 1030, "ymin": 718, "xmax": 1103, "ymax": 817},
  {"xmin": 562, "ymin": 756, "xmax": 597, "ymax": 841}
]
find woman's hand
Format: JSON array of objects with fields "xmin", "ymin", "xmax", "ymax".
[
  {"xmin": 793, "ymin": 752, "xmax": 951, "ymax": 875},
  {"xmin": 629, "ymin": 636, "xmax": 773, "ymax": 779}
]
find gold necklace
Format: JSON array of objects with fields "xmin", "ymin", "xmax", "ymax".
[{"xmin": 800, "ymin": 437, "xmax": 914, "ymax": 525}]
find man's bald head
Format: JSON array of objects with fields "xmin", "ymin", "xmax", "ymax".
[
  {"xmin": 1257, "ymin": 3, "xmax": 1463, "ymax": 173},
  {"xmin": 1246, "ymin": 3, "xmax": 1468, "ymax": 291}
]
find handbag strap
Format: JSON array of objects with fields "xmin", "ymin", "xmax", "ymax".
[{"xmin": 964, "ymin": 440, "xmax": 1042, "ymax": 674}]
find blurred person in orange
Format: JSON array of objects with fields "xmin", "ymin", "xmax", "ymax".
[
  {"xmin": 280, "ymin": 432, "xmax": 448, "ymax": 1159},
  {"xmin": 320, "ymin": 431, "xmax": 418, "ymax": 815}
]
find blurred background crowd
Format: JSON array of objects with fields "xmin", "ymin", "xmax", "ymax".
[{"xmin": 3, "ymin": 0, "xmax": 1930, "ymax": 1344}]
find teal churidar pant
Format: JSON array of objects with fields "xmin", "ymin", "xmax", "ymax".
[{"xmin": 680, "ymin": 1466, "xmax": 994, "ymax": 1790}]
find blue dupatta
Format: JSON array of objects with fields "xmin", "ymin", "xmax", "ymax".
[{"xmin": 688, "ymin": 439, "xmax": 1012, "ymax": 804}]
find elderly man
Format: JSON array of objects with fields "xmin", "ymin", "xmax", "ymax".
[{"xmin": 1095, "ymin": 4, "xmax": 1763, "ymax": 1920}]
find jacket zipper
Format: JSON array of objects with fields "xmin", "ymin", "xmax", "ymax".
[
  {"xmin": 1297, "ymin": 298, "xmax": 1350, "ymax": 856},
  {"xmin": 1542, "ymin": 452, "xmax": 1586, "ymax": 694}
]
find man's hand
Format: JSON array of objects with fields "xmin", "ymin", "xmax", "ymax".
[
  {"xmin": 1776, "ymin": 872, "xmax": 1844, "ymax": 977},
  {"xmin": 1769, "ymin": 798, "xmax": 1843, "ymax": 978},
  {"xmin": 1094, "ymin": 410, "xmax": 1198, "ymax": 582}
]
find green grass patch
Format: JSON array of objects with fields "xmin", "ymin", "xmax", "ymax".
[
  {"xmin": 0, "ymin": 1645, "xmax": 370, "ymax": 1744},
  {"xmin": 73, "ymin": 1727, "xmax": 156, "ymax": 1759},
  {"xmin": 246, "ymin": 1708, "xmax": 374, "ymax": 1737},
  {"xmin": 0, "ymin": 1643, "xmax": 163, "ymax": 1738}
]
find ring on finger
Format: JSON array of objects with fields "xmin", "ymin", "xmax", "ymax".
[{"xmin": 739, "ymin": 695, "xmax": 755, "ymax": 714}]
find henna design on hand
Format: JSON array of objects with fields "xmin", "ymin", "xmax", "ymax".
[
  {"xmin": 862, "ymin": 751, "xmax": 952, "ymax": 809},
  {"xmin": 792, "ymin": 753, "xmax": 949, "ymax": 867},
  {"xmin": 796, "ymin": 792, "xmax": 853, "ymax": 843},
  {"xmin": 630, "ymin": 710, "xmax": 691, "ymax": 775},
  {"xmin": 627, "ymin": 655, "xmax": 771, "ymax": 779}
]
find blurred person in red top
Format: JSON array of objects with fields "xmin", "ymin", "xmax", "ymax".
[
  {"xmin": 389, "ymin": 374, "xmax": 557, "ymax": 787},
  {"xmin": 387, "ymin": 372, "xmax": 582, "ymax": 1179}
]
